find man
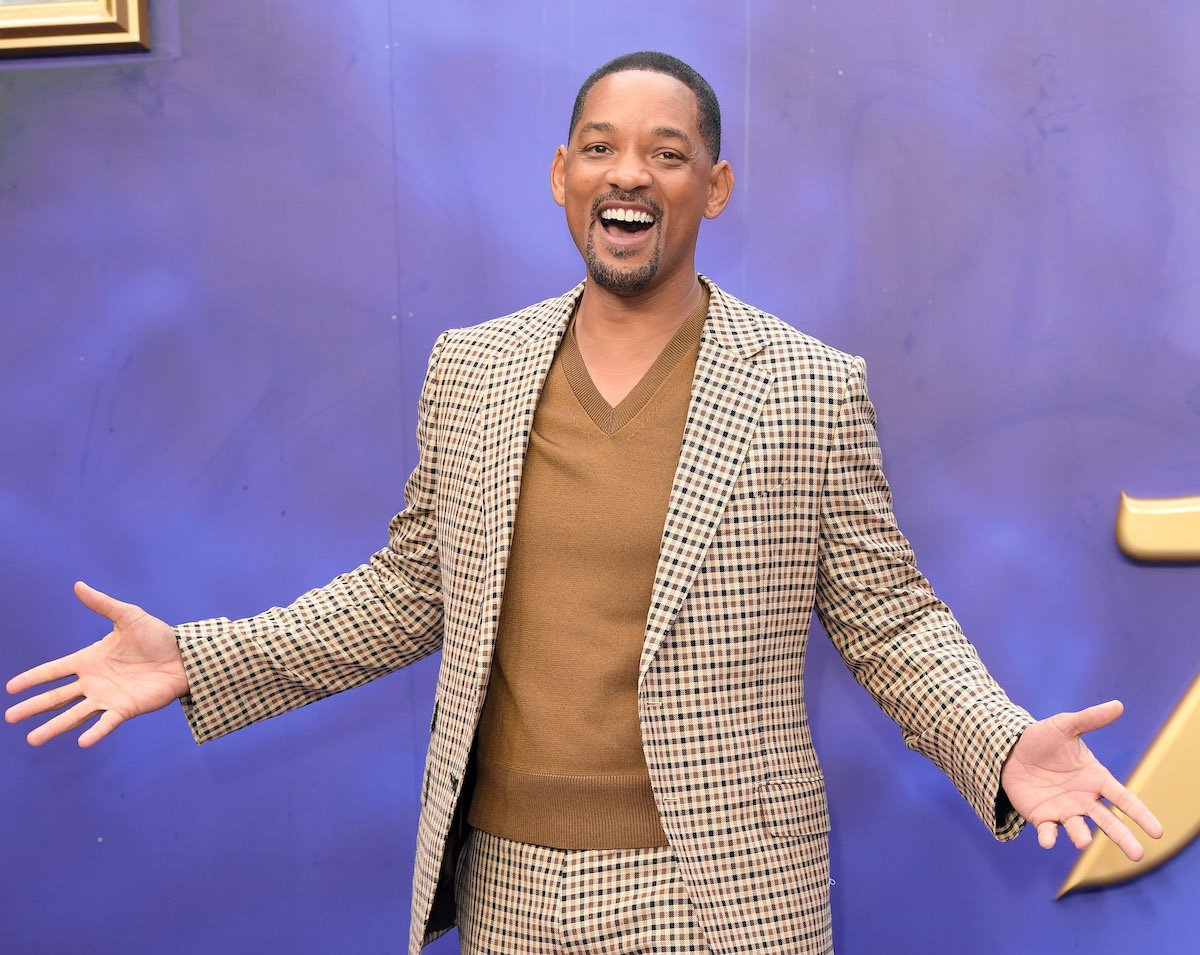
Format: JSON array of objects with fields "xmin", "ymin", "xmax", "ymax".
[{"xmin": 6, "ymin": 52, "xmax": 1161, "ymax": 954}]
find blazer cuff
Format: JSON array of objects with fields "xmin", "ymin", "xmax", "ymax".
[
  {"xmin": 174, "ymin": 615, "xmax": 329, "ymax": 744},
  {"xmin": 175, "ymin": 617, "xmax": 265, "ymax": 744},
  {"xmin": 906, "ymin": 697, "xmax": 1034, "ymax": 840}
]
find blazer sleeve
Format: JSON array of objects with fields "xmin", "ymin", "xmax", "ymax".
[
  {"xmin": 174, "ymin": 334, "xmax": 450, "ymax": 744},
  {"xmin": 814, "ymin": 356, "xmax": 1033, "ymax": 840}
]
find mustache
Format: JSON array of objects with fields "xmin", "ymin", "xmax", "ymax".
[{"xmin": 590, "ymin": 191, "xmax": 663, "ymax": 220}]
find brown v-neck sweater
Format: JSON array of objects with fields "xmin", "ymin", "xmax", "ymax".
[{"xmin": 467, "ymin": 289, "xmax": 709, "ymax": 849}]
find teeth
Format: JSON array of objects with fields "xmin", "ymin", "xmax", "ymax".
[{"xmin": 600, "ymin": 208, "xmax": 655, "ymax": 224}]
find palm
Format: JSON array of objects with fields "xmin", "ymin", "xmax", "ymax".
[
  {"xmin": 1001, "ymin": 701, "xmax": 1162, "ymax": 862},
  {"xmin": 75, "ymin": 611, "xmax": 185, "ymax": 716},
  {"xmin": 5, "ymin": 582, "xmax": 189, "ymax": 747}
]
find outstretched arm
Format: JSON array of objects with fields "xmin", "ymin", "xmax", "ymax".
[
  {"xmin": 1001, "ymin": 699, "xmax": 1163, "ymax": 862},
  {"xmin": 5, "ymin": 581, "xmax": 189, "ymax": 747}
]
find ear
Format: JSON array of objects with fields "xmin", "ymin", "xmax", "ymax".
[
  {"xmin": 550, "ymin": 145, "xmax": 568, "ymax": 207},
  {"xmin": 703, "ymin": 160, "xmax": 734, "ymax": 219}
]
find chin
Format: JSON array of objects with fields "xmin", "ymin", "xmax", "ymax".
[
  {"xmin": 588, "ymin": 264, "xmax": 659, "ymax": 294},
  {"xmin": 584, "ymin": 243, "xmax": 661, "ymax": 294}
]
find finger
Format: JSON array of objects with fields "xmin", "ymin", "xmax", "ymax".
[
  {"xmin": 78, "ymin": 709, "xmax": 126, "ymax": 748},
  {"xmin": 1089, "ymin": 800, "xmax": 1146, "ymax": 863},
  {"xmin": 4, "ymin": 681, "xmax": 83, "ymax": 723},
  {"xmin": 73, "ymin": 580, "xmax": 135, "ymax": 625},
  {"xmin": 1062, "ymin": 815, "xmax": 1093, "ymax": 850},
  {"xmin": 6, "ymin": 651, "xmax": 82, "ymax": 696},
  {"xmin": 1101, "ymin": 780, "xmax": 1164, "ymax": 840},
  {"xmin": 1037, "ymin": 821, "xmax": 1059, "ymax": 849},
  {"xmin": 1054, "ymin": 699, "xmax": 1124, "ymax": 738},
  {"xmin": 25, "ymin": 698, "xmax": 101, "ymax": 747}
]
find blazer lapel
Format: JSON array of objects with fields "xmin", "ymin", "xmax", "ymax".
[
  {"xmin": 472, "ymin": 286, "xmax": 579, "ymax": 691},
  {"xmin": 640, "ymin": 281, "xmax": 775, "ymax": 680}
]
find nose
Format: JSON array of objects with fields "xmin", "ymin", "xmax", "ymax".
[{"xmin": 606, "ymin": 152, "xmax": 652, "ymax": 192}]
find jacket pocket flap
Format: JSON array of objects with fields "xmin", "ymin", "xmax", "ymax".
[{"xmin": 757, "ymin": 772, "xmax": 831, "ymax": 838}]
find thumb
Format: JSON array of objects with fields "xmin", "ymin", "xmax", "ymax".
[
  {"xmin": 1054, "ymin": 699, "xmax": 1124, "ymax": 739},
  {"xmin": 73, "ymin": 580, "xmax": 136, "ymax": 625}
]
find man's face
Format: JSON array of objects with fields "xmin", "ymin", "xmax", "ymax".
[{"xmin": 551, "ymin": 70, "xmax": 732, "ymax": 296}]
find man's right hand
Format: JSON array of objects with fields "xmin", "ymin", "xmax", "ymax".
[{"xmin": 5, "ymin": 581, "xmax": 190, "ymax": 747}]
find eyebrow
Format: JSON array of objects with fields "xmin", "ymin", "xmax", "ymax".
[
  {"xmin": 578, "ymin": 121, "xmax": 616, "ymax": 136},
  {"xmin": 651, "ymin": 126, "xmax": 694, "ymax": 148},
  {"xmin": 576, "ymin": 121, "xmax": 695, "ymax": 150}
]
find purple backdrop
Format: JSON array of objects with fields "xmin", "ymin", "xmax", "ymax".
[{"xmin": 2, "ymin": 1, "xmax": 1197, "ymax": 952}]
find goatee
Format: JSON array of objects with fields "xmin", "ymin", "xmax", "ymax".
[{"xmin": 583, "ymin": 235, "xmax": 662, "ymax": 293}]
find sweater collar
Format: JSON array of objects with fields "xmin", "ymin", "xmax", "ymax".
[{"xmin": 518, "ymin": 275, "xmax": 769, "ymax": 364}]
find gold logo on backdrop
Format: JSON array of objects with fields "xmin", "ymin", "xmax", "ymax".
[
  {"xmin": 1056, "ymin": 492, "xmax": 1200, "ymax": 898},
  {"xmin": 1115, "ymin": 492, "xmax": 1200, "ymax": 562}
]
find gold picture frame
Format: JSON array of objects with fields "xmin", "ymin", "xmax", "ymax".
[{"xmin": 0, "ymin": 0, "xmax": 150, "ymax": 58}]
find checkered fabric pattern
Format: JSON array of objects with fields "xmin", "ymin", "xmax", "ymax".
[
  {"xmin": 173, "ymin": 277, "xmax": 1034, "ymax": 954},
  {"xmin": 456, "ymin": 829, "xmax": 710, "ymax": 954}
]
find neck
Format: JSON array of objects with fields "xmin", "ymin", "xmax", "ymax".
[
  {"xmin": 575, "ymin": 271, "xmax": 703, "ymax": 346},
  {"xmin": 569, "ymin": 271, "xmax": 706, "ymax": 408}
]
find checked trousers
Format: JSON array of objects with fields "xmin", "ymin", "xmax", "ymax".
[{"xmin": 455, "ymin": 828, "xmax": 713, "ymax": 954}]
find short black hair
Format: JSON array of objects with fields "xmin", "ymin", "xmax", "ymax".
[{"xmin": 568, "ymin": 51, "xmax": 722, "ymax": 162}]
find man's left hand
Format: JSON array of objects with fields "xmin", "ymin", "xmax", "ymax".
[{"xmin": 1001, "ymin": 700, "xmax": 1163, "ymax": 861}]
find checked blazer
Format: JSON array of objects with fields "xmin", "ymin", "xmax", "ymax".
[{"xmin": 175, "ymin": 277, "xmax": 1034, "ymax": 954}]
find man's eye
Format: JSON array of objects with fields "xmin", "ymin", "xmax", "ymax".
[
  {"xmin": 585, "ymin": 144, "xmax": 611, "ymax": 155},
  {"xmin": 658, "ymin": 151, "xmax": 684, "ymax": 162}
]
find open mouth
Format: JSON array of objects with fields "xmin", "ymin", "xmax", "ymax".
[{"xmin": 599, "ymin": 206, "xmax": 656, "ymax": 239}]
